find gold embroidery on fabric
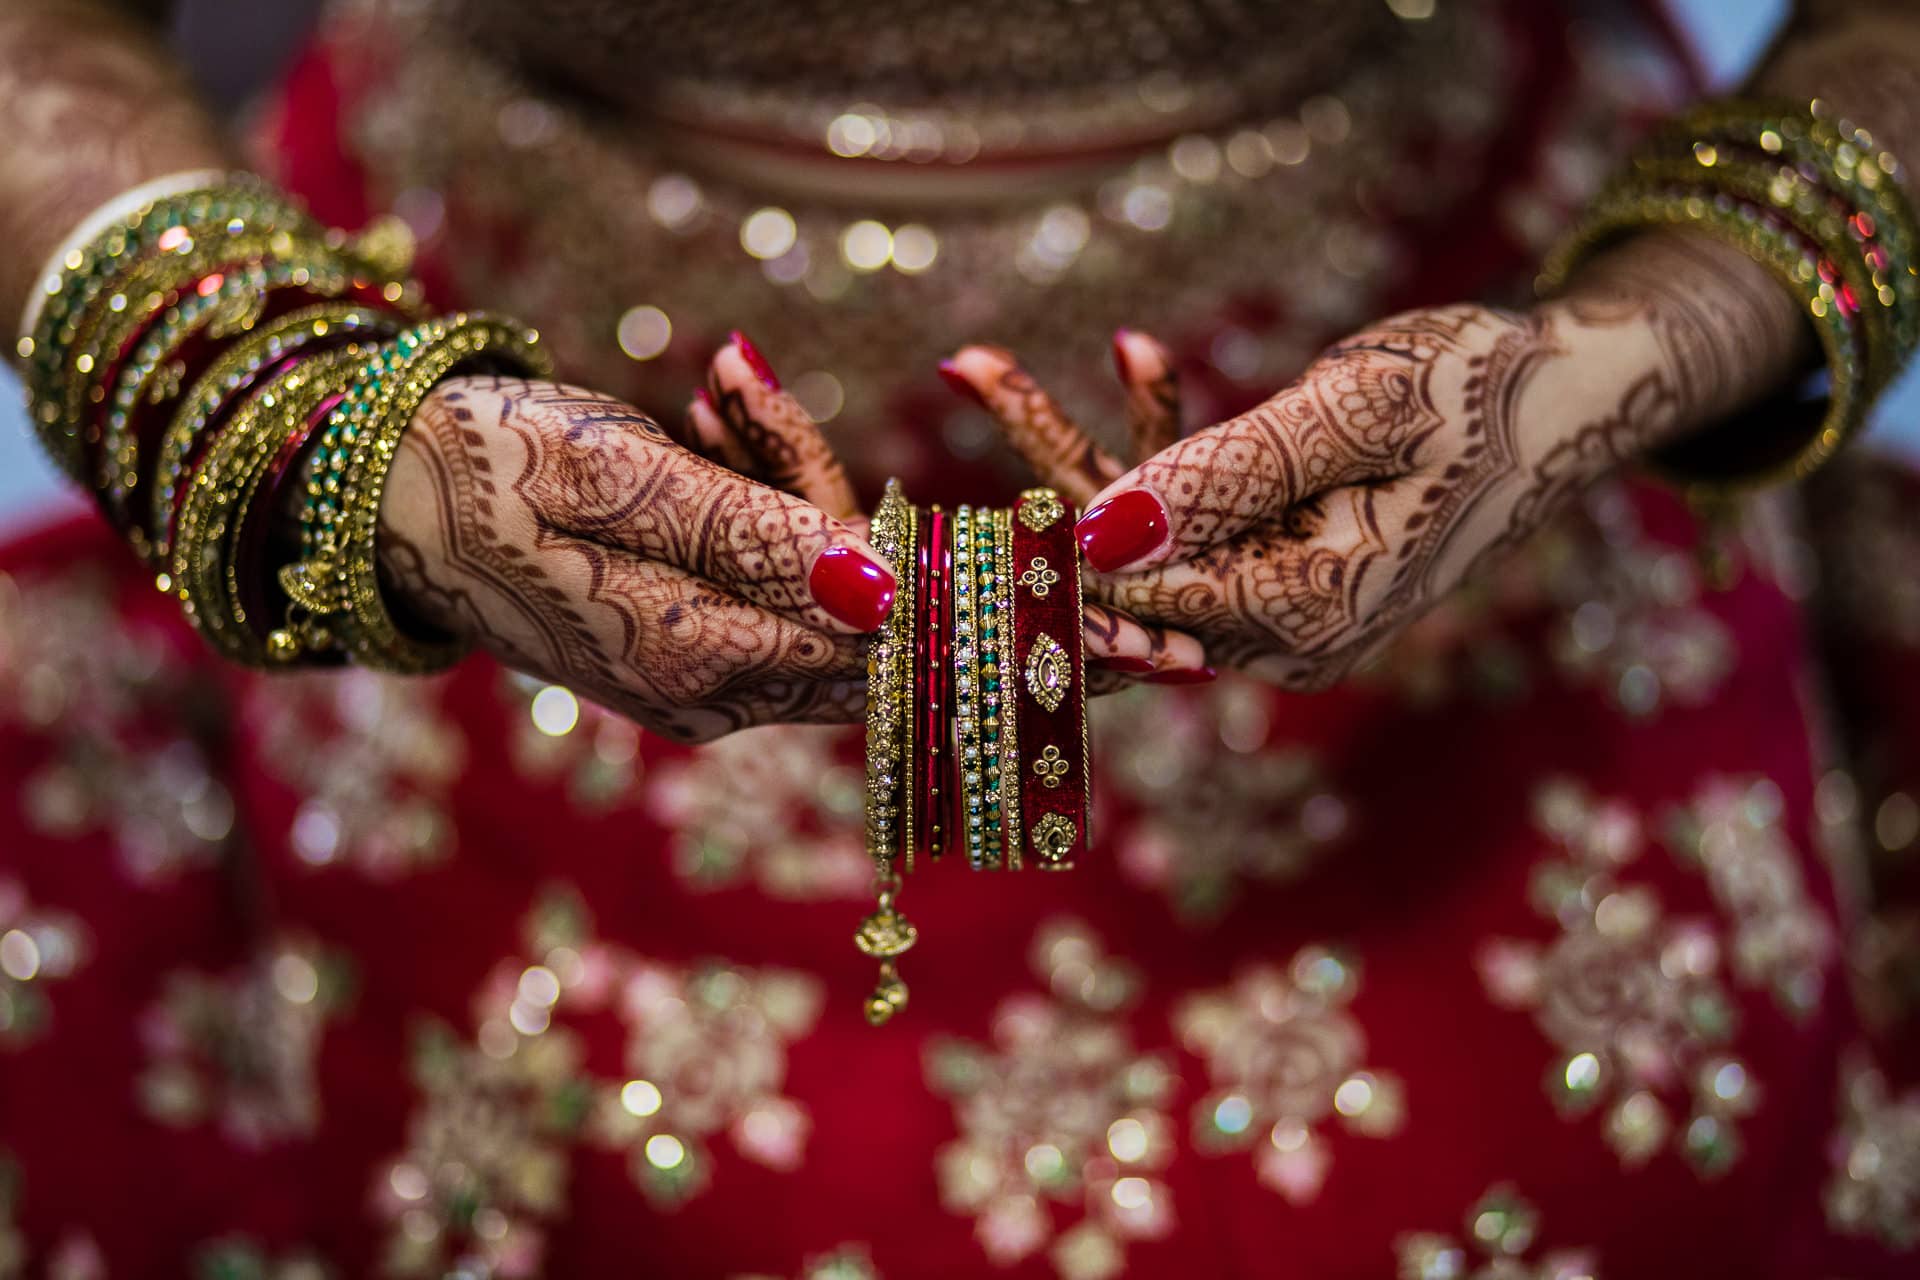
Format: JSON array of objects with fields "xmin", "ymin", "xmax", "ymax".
[
  {"xmin": 1394, "ymin": 1185, "xmax": 1600, "ymax": 1280},
  {"xmin": 378, "ymin": 889, "xmax": 824, "ymax": 1275},
  {"xmin": 926, "ymin": 920, "xmax": 1176, "ymax": 1280},
  {"xmin": 0, "ymin": 879, "xmax": 88, "ymax": 1050},
  {"xmin": 1824, "ymin": 1050, "xmax": 1920, "ymax": 1249},
  {"xmin": 1176, "ymin": 945, "xmax": 1403, "ymax": 1204},
  {"xmin": 1478, "ymin": 779, "xmax": 1781, "ymax": 1177},
  {"xmin": 251, "ymin": 669, "xmax": 465, "ymax": 876},
  {"xmin": 0, "ymin": 571, "xmax": 234, "ymax": 882},
  {"xmin": 137, "ymin": 938, "xmax": 354, "ymax": 1146},
  {"xmin": 647, "ymin": 725, "xmax": 873, "ymax": 901},
  {"xmin": 1095, "ymin": 680, "xmax": 1349, "ymax": 919}
]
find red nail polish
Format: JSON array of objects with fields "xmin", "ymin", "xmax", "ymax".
[
  {"xmin": 729, "ymin": 330, "xmax": 781, "ymax": 391},
  {"xmin": 1094, "ymin": 655, "xmax": 1156, "ymax": 674},
  {"xmin": 693, "ymin": 387, "xmax": 716, "ymax": 412},
  {"xmin": 1145, "ymin": 665, "xmax": 1217, "ymax": 685},
  {"xmin": 1076, "ymin": 489, "xmax": 1170, "ymax": 573},
  {"xmin": 937, "ymin": 360, "xmax": 988, "ymax": 409},
  {"xmin": 1112, "ymin": 329, "xmax": 1134, "ymax": 382},
  {"xmin": 809, "ymin": 545, "xmax": 897, "ymax": 632}
]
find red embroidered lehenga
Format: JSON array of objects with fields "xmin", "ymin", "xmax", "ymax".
[{"xmin": 3, "ymin": 1, "xmax": 1919, "ymax": 1276}]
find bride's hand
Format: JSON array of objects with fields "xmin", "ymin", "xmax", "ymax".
[
  {"xmin": 940, "ymin": 264, "xmax": 1784, "ymax": 689},
  {"xmin": 683, "ymin": 332, "xmax": 1211, "ymax": 688},
  {"xmin": 376, "ymin": 376, "xmax": 900, "ymax": 742}
]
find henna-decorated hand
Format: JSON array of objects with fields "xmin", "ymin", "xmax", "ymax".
[
  {"xmin": 940, "ymin": 235, "xmax": 1812, "ymax": 688},
  {"xmin": 681, "ymin": 332, "xmax": 1211, "ymax": 691},
  {"xmin": 377, "ymin": 376, "xmax": 901, "ymax": 742}
]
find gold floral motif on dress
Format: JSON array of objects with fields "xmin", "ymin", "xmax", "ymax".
[
  {"xmin": 646, "ymin": 725, "xmax": 872, "ymax": 900},
  {"xmin": 137, "ymin": 937, "xmax": 353, "ymax": 1147},
  {"xmin": 377, "ymin": 888, "xmax": 824, "ymax": 1275},
  {"xmin": 925, "ymin": 919, "xmax": 1177, "ymax": 1280},
  {"xmin": 499, "ymin": 671, "xmax": 649, "ymax": 812},
  {"xmin": 245, "ymin": 668, "xmax": 464, "ymax": 876},
  {"xmin": 1395, "ymin": 1184, "xmax": 1599, "ymax": 1280},
  {"xmin": 1824, "ymin": 1050, "xmax": 1920, "ymax": 1249},
  {"xmin": 0, "ymin": 570, "xmax": 234, "ymax": 883},
  {"xmin": 1175, "ymin": 945, "xmax": 1403, "ymax": 1204},
  {"xmin": 1093, "ymin": 680, "xmax": 1349, "ymax": 919},
  {"xmin": 1477, "ymin": 780, "xmax": 1770, "ymax": 1177},
  {"xmin": 1665, "ymin": 776, "xmax": 1835, "ymax": 1019},
  {"xmin": 0, "ymin": 878, "xmax": 87, "ymax": 1050}
]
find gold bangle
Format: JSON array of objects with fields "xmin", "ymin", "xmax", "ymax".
[
  {"xmin": 1540, "ymin": 187, "xmax": 1867, "ymax": 492},
  {"xmin": 282, "ymin": 313, "xmax": 550, "ymax": 673},
  {"xmin": 170, "ymin": 347, "xmax": 366, "ymax": 665},
  {"xmin": 991, "ymin": 506, "xmax": 1024, "ymax": 871},
  {"xmin": 149, "ymin": 303, "xmax": 400, "ymax": 563}
]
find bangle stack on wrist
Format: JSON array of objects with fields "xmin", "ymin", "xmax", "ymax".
[
  {"xmin": 1540, "ymin": 98, "xmax": 1920, "ymax": 491},
  {"xmin": 11, "ymin": 171, "xmax": 550, "ymax": 671},
  {"xmin": 855, "ymin": 480, "xmax": 1091, "ymax": 1025}
]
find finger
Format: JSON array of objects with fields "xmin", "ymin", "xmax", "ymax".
[
  {"xmin": 1075, "ymin": 338, "xmax": 1432, "ymax": 573},
  {"xmin": 508, "ymin": 383, "xmax": 897, "ymax": 634},
  {"xmin": 687, "ymin": 386, "xmax": 756, "ymax": 474},
  {"xmin": 1080, "ymin": 601, "xmax": 1209, "ymax": 677},
  {"xmin": 1114, "ymin": 329, "xmax": 1181, "ymax": 462},
  {"xmin": 708, "ymin": 333, "xmax": 862, "ymax": 520},
  {"xmin": 1087, "ymin": 486, "xmax": 1389, "ymax": 668},
  {"xmin": 937, "ymin": 344, "xmax": 1123, "ymax": 507}
]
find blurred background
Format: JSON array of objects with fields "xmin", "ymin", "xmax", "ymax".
[{"xmin": 2, "ymin": 0, "xmax": 1912, "ymax": 533}]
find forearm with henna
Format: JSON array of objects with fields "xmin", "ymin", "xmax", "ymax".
[{"xmin": 0, "ymin": 0, "xmax": 231, "ymax": 325}]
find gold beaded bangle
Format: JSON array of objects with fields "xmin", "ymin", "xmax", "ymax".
[
  {"xmin": 20, "ymin": 179, "xmax": 316, "ymax": 480},
  {"xmin": 280, "ymin": 313, "xmax": 550, "ymax": 673},
  {"xmin": 149, "ymin": 303, "xmax": 400, "ymax": 562},
  {"xmin": 854, "ymin": 478, "xmax": 917, "ymax": 1026},
  {"xmin": 991, "ymin": 506, "xmax": 1024, "ymax": 871},
  {"xmin": 170, "ymin": 347, "xmax": 366, "ymax": 665},
  {"xmin": 1541, "ymin": 187, "xmax": 1868, "ymax": 491},
  {"xmin": 950, "ymin": 504, "xmax": 991, "ymax": 869}
]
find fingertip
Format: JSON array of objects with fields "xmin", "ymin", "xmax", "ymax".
[
  {"xmin": 936, "ymin": 359, "xmax": 987, "ymax": 409},
  {"xmin": 728, "ymin": 330, "xmax": 781, "ymax": 390},
  {"xmin": 1076, "ymin": 487, "xmax": 1171, "ymax": 573},
  {"xmin": 1112, "ymin": 328, "xmax": 1134, "ymax": 382},
  {"xmin": 808, "ymin": 542, "xmax": 898, "ymax": 633}
]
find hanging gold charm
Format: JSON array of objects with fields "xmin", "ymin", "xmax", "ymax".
[{"xmin": 855, "ymin": 874, "xmax": 917, "ymax": 1025}]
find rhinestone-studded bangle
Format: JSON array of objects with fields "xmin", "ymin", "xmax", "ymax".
[{"xmin": 279, "ymin": 313, "xmax": 551, "ymax": 673}]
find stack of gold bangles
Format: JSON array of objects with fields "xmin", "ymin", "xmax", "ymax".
[
  {"xmin": 854, "ymin": 481, "xmax": 1090, "ymax": 1025},
  {"xmin": 1541, "ymin": 98, "xmax": 1920, "ymax": 490},
  {"xmin": 14, "ymin": 173, "xmax": 550, "ymax": 673}
]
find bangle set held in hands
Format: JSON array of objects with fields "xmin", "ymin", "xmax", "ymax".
[
  {"xmin": 13, "ymin": 172, "xmax": 549, "ymax": 673},
  {"xmin": 1541, "ymin": 98, "xmax": 1920, "ymax": 492},
  {"xmin": 856, "ymin": 481, "xmax": 1090, "ymax": 1026}
]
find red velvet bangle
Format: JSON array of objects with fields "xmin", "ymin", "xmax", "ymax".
[
  {"xmin": 234, "ymin": 388, "xmax": 346, "ymax": 645},
  {"xmin": 127, "ymin": 284, "xmax": 407, "ymax": 542},
  {"xmin": 917, "ymin": 507, "xmax": 949, "ymax": 863},
  {"xmin": 1007, "ymin": 488, "xmax": 1088, "ymax": 870}
]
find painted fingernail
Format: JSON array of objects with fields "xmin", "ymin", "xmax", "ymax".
[
  {"xmin": 936, "ymin": 359, "xmax": 987, "ymax": 409},
  {"xmin": 1094, "ymin": 655, "xmax": 1156, "ymax": 674},
  {"xmin": 1145, "ymin": 665, "xmax": 1217, "ymax": 685},
  {"xmin": 692, "ymin": 387, "xmax": 716, "ymax": 412},
  {"xmin": 1076, "ymin": 488, "xmax": 1170, "ymax": 572},
  {"xmin": 809, "ymin": 544, "xmax": 897, "ymax": 632},
  {"xmin": 729, "ymin": 330, "xmax": 781, "ymax": 391},
  {"xmin": 1112, "ymin": 329, "xmax": 1134, "ymax": 382}
]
